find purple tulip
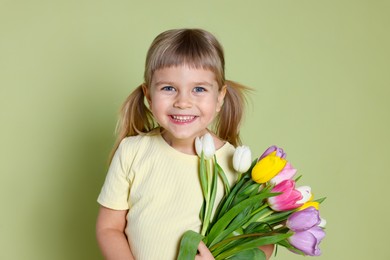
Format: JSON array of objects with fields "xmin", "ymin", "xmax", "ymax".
[
  {"xmin": 259, "ymin": 145, "xmax": 286, "ymax": 160},
  {"xmin": 286, "ymin": 207, "xmax": 325, "ymax": 256},
  {"xmin": 288, "ymin": 226, "xmax": 325, "ymax": 256},
  {"xmin": 287, "ymin": 206, "xmax": 321, "ymax": 231}
]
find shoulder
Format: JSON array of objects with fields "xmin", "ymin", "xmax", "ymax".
[
  {"xmin": 217, "ymin": 141, "xmax": 235, "ymax": 156},
  {"xmin": 118, "ymin": 129, "xmax": 160, "ymax": 151},
  {"xmin": 109, "ymin": 130, "xmax": 162, "ymax": 178},
  {"xmin": 115, "ymin": 128, "xmax": 164, "ymax": 164},
  {"xmin": 211, "ymin": 132, "xmax": 235, "ymax": 157},
  {"xmin": 215, "ymin": 141, "xmax": 235, "ymax": 167},
  {"xmin": 215, "ymin": 141, "xmax": 237, "ymax": 184}
]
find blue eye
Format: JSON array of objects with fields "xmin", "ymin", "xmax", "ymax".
[
  {"xmin": 161, "ymin": 86, "xmax": 175, "ymax": 91},
  {"xmin": 193, "ymin": 86, "xmax": 206, "ymax": 92}
]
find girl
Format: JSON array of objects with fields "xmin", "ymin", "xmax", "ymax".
[{"xmin": 96, "ymin": 28, "xmax": 273, "ymax": 259}]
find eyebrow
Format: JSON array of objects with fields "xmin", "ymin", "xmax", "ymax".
[
  {"xmin": 153, "ymin": 81, "xmax": 175, "ymax": 86},
  {"xmin": 153, "ymin": 81, "xmax": 214, "ymax": 87}
]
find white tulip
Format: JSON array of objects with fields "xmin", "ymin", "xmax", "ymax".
[
  {"xmin": 319, "ymin": 217, "xmax": 327, "ymax": 228},
  {"xmin": 195, "ymin": 133, "xmax": 215, "ymax": 159},
  {"xmin": 195, "ymin": 137, "xmax": 203, "ymax": 157},
  {"xmin": 233, "ymin": 146, "xmax": 252, "ymax": 173},
  {"xmin": 296, "ymin": 186, "xmax": 312, "ymax": 204}
]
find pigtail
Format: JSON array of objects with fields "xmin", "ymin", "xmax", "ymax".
[
  {"xmin": 109, "ymin": 84, "xmax": 155, "ymax": 161},
  {"xmin": 215, "ymin": 80, "xmax": 252, "ymax": 147}
]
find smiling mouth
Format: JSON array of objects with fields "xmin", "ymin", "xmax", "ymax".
[{"xmin": 170, "ymin": 115, "xmax": 197, "ymax": 123}]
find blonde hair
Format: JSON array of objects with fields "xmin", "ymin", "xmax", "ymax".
[{"xmin": 111, "ymin": 28, "xmax": 251, "ymax": 159}]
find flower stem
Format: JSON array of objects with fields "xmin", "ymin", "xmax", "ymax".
[
  {"xmin": 201, "ymin": 159, "xmax": 214, "ymax": 236},
  {"xmin": 236, "ymin": 172, "xmax": 242, "ymax": 182},
  {"xmin": 241, "ymin": 204, "xmax": 271, "ymax": 229},
  {"xmin": 209, "ymin": 231, "xmax": 280, "ymax": 252}
]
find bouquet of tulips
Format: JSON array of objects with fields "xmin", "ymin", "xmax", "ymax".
[{"xmin": 178, "ymin": 133, "xmax": 326, "ymax": 260}]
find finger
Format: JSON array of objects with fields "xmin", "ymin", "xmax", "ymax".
[
  {"xmin": 197, "ymin": 241, "xmax": 214, "ymax": 259},
  {"xmin": 197, "ymin": 241, "xmax": 208, "ymax": 253}
]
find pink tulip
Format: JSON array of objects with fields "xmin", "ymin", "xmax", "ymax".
[
  {"xmin": 269, "ymin": 162, "xmax": 297, "ymax": 185},
  {"xmin": 267, "ymin": 180, "xmax": 303, "ymax": 211}
]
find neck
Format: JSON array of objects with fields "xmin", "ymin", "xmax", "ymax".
[
  {"xmin": 160, "ymin": 128, "xmax": 225, "ymax": 155},
  {"xmin": 161, "ymin": 132, "xmax": 197, "ymax": 155}
]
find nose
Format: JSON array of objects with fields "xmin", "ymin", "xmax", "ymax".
[{"xmin": 173, "ymin": 92, "xmax": 192, "ymax": 109}]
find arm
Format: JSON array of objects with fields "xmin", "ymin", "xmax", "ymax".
[
  {"xmin": 260, "ymin": 244, "xmax": 274, "ymax": 259},
  {"xmin": 96, "ymin": 206, "xmax": 135, "ymax": 260}
]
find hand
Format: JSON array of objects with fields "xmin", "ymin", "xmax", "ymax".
[
  {"xmin": 195, "ymin": 241, "xmax": 215, "ymax": 260},
  {"xmin": 260, "ymin": 244, "xmax": 275, "ymax": 260}
]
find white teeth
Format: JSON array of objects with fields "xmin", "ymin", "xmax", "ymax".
[{"xmin": 171, "ymin": 115, "xmax": 195, "ymax": 122}]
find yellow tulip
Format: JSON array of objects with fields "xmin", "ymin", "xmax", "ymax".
[
  {"xmin": 251, "ymin": 151, "xmax": 287, "ymax": 183},
  {"xmin": 298, "ymin": 201, "xmax": 320, "ymax": 211}
]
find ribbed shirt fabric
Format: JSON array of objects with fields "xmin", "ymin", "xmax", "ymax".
[{"xmin": 97, "ymin": 129, "xmax": 236, "ymax": 260}]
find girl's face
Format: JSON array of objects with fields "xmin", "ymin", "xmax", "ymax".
[{"xmin": 144, "ymin": 65, "xmax": 226, "ymax": 147}]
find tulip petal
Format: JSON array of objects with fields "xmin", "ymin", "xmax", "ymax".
[
  {"xmin": 269, "ymin": 162, "xmax": 297, "ymax": 185},
  {"xmin": 233, "ymin": 145, "xmax": 252, "ymax": 173},
  {"xmin": 296, "ymin": 186, "xmax": 312, "ymax": 204},
  {"xmin": 267, "ymin": 180, "xmax": 303, "ymax": 211},
  {"xmin": 308, "ymin": 226, "xmax": 326, "ymax": 242},
  {"xmin": 232, "ymin": 147, "xmax": 241, "ymax": 171},
  {"xmin": 288, "ymin": 231, "xmax": 321, "ymax": 256},
  {"xmin": 252, "ymin": 151, "xmax": 287, "ymax": 183},
  {"xmin": 202, "ymin": 133, "xmax": 215, "ymax": 159},
  {"xmin": 195, "ymin": 137, "xmax": 202, "ymax": 157},
  {"xmin": 318, "ymin": 218, "xmax": 327, "ymax": 228},
  {"xmin": 241, "ymin": 147, "xmax": 252, "ymax": 173},
  {"xmin": 233, "ymin": 146, "xmax": 252, "ymax": 173},
  {"xmin": 286, "ymin": 207, "xmax": 321, "ymax": 231},
  {"xmin": 275, "ymin": 147, "xmax": 286, "ymax": 159},
  {"xmin": 298, "ymin": 201, "xmax": 320, "ymax": 211},
  {"xmin": 259, "ymin": 146, "xmax": 277, "ymax": 160}
]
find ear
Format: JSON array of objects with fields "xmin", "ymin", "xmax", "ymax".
[
  {"xmin": 142, "ymin": 84, "xmax": 152, "ymax": 107},
  {"xmin": 216, "ymin": 85, "xmax": 227, "ymax": 112}
]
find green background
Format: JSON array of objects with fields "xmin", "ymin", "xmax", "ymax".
[{"xmin": 1, "ymin": 0, "xmax": 389, "ymax": 259}]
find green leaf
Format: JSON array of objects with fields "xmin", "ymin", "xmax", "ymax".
[
  {"xmin": 207, "ymin": 192, "xmax": 276, "ymax": 247},
  {"xmin": 227, "ymin": 200, "xmax": 265, "ymax": 232},
  {"xmin": 244, "ymin": 222, "xmax": 273, "ymax": 234},
  {"xmin": 177, "ymin": 230, "xmax": 204, "ymax": 260},
  {"xmin": 199, "ymin": 200, "xmax": 205, "ymax": 223},
  {"xmin": 199, "ymin": 152, "xmax": 208, "ymax": 199},
  {"xmin": 203, "ymin": 161, "xmax": 219, "ymax": 235},
  {"xmin": 294, "ymin": 175, "xmax": 303, "ymax": 182},
  {"xmin": 215, "ymin": 159, "xmax": 230, "ymax": 194},
  {"xmin": 211, "ymin": 237, "xmax": 243, "ymax": 256},
  {"xmin": 226, "ymin": 248, "xmax": 266, "ymax": 260},
  {"xmin": 214, "ymin": 233, "xmax": 291, "ymax": 260},
  {"xmin": 214, "ymin": 174, "xmax": 249, "ymax": 221},
  {"xmin": 210, "ymin": 208, "xmax": 252, "ymax": 248},
  {"xmin": 243, "ymin": 207, "xmax": 273, "ymax": 230},
  {"xmin": 227, "ymin": 179, "xmax": 255, "ymax": 208},
  {"xmin": 259, "ymin": 210, "xmax": 294, "ymax": 225},
  {"xmin": 314, "ymin": 197, "xmax": 327, "ymax": 204},
  {"xmin": 243, "ymin": 183, "xmax": 261, "ymax": 195}
]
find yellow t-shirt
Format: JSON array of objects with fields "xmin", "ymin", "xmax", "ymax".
[{"xmin": 97, "ymin": 130, "xmax": 236, "ymax": 260}]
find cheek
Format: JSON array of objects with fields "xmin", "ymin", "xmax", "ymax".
[
  {"xmin": 201, "ymin": 99, "xmax": 221, "ymax": 116},
  {"xmin": 149, "ymin": 97, "xmax": 170, "ymax": 114}
]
